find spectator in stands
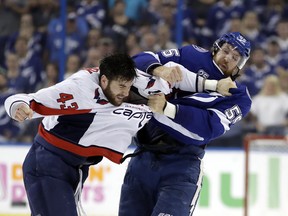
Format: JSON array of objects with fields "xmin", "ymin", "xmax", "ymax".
[
  {"xmin": 13, "ymin": 36, "xmax": 44, "ymax": 92},
  {"xmin": 28, "ymin": 0, "xmax": 59, "ymax": 33},
  {"xmin": 274, "ymin": 19, "xmax": 288, "ymax": 56},
  {"xmin": 140, "ymin": 32, "xmax": 160, "ymax": 52},
  {"xmin": 104, "ymin": 0, "xmax": 136, "ymax": 52},
  {"xmin": 5, "ymin": 53, "xmax": 31, "ymax": 93},
  {"xmin": 205, "ymin": 0, "xmax": 246, "ymax": 46},
  {"xmin": 0, "ymin": 1, "xmax": 22, "ymax": 37},
  {"xmin": 5, "ymin": 13, "xmax": 45, "ymax": 57},
  {"xmin": 125, "ymin": 33, "xmax": 142, "ymax": 56},
  {"xmin": 4, "ymin": 0, "xmax": 32, "ymax": 15},
  {"xmin": 188, "ymin": 0, "xmax": 216, "ymax": 29},
  {"xmin": 276, "ymin": 66, "xmax": 288, "ymax": 94},
  {"xmin": 0, "ymin": 68, "xmax": 21, "ymax": 142},
  {"xmin": 39, "ymin": 62, "xmax": 59, "ymax": 89},
  {"xmin": 155, "ymin": 23, "xmax": 177, "ymax": 50},
  {"xmin": 140, "ymin": 0, "xmax": 162, "ymax": 25},
  {"xmin": 242, "ymin": 0, "xmax": 266, "ymax": 11},
  {"xmin": 82, "ymin": 27, "xmax": 103, "ymax": 59},
  {"xmin": 259, "ymin": 0, "xmax": 287, "ymax": 36},
  {"xmin": 240, "ymin": 11, "xmax": 266, "ymax": 47},
  {"xmin": 76, "ymin": 0, "xmax": 106, "ymax": 30},
  {"xmin": 85, "ymin": 28, "xmax": 103, "ymax": 48},
  {"xmin": 157, "ymin": 0, "xmax": 195, "ymax": 44},
  {"xmin": 0, "ymin": 1, "xmax": 24, "ymax": 66},
  {"xmin": 186, "ymin": 0, "xmax": 216, "ymax": 47},
  {"xmin": 135, "ymin": 21, "xmax": 154, "ymax": 40},
  {"xmin": 64, "ymin": 54, "xmax": 81, "ymax": 79},
  {"xmin": 226, "ymin": 17, "xmax": 242, "ymax": 33},
  {"xmin": 264, "ymin": 37, "xmax": 285, "ymax": 67},
  {"xmin": 240, "ymin": 47, "xmax": 275, "ymax": 97},
  {"xmin": 82, "ymin": 47, "xmax": 102, "ymax": 67},
  {"xmin": 97, "ymin": 37, "xmax": 115, "ymax": 57},
  {"xmin": 108, "ymin": 0, "xmax": 148, "ymax": 22},
  {"xmin": 46, "ymin": 11, "xmax": 88, "ymax": 63},
  {"xmin": 250, "ymin": 75, "xmax": 288, "ymax": 135}
]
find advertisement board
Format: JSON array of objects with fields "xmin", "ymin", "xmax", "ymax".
[{"xmin": 0, "ymin": 145, "xmax": 287, "ymax": 216}]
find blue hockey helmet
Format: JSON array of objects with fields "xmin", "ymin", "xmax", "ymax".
[{"xmin": 213, "ymin": 32, "xmax": 251, "ymax": 69}]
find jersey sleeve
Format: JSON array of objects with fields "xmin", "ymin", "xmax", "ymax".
[
  {"xmin": 164, "ymin": 62, "xmax": 206, "ymax": 92},
  {"xmin": 152, "ymin": 85, "xmax": 252, "ymax": 145},
  {"xmin": 132, "ymin": 51, "xmax": 162, "ymax": 73},
  {"xmin": 5, "ymin": 70, "xmax": 96, "ymax": 119},
  {"xmin": 132, "ymin": 47, "xmax": 183, "ymax": 73}
]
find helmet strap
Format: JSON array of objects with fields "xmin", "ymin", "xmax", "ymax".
[{"xmin": 231, "ymin": 67, "xmax": 240, "ymax": 81}]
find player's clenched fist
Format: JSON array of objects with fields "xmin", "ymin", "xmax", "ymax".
[
  {"xmin": 153, "ymin": 65, "xmax": 183, "ymax": 85},
  {"xmin": 147, "ymin": 93, "xmax": 166, "ymax": 114},
  {"xmin": 13, "ymin": 103, "xmax": 33, "ymax": 122}
]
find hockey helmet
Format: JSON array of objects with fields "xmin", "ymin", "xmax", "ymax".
[{"xmin": 213, "ymin": 32, "xmax": 251, "ymax": 69}]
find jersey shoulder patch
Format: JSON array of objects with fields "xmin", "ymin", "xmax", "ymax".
[
  {"xmin": 192, "ymin": 45, "xmax": 209, "ymax": 53},
  {"xmin": 84, "ymin": 67, "xmax": 99, "ymax": 73}
]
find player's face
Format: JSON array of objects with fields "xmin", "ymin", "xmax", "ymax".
[
  {"xmin": 101, "ymin": 76, "xmax": 133, "ymax": 106},
  {"xmin": 214, "ymin": 43, "xmax": 241, "ymax": 77}
]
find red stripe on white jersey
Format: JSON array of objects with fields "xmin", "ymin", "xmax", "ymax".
[
  {"xmin": 38, "ymin": 124, "xmax": 123, "ymax": 164},
  {"xmin": 30, "ymin": 100, "xmax": 92, "ymax": 115}
]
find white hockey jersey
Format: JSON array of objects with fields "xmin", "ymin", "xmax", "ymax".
[{"xmin": 5, "ymin": 68, "xmax": 154, "ymax": 163}]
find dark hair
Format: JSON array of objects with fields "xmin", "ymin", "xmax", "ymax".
[{"xmin": 99, "ymin": 53, "xmax": 137, "ymax": 81}]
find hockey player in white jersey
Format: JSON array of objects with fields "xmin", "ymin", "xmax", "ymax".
[
  {"xmin": 4, "ymin": 53, "xmax": 234, "ymax": 216},
  {"xmin": 5, "ymin": 53, "xmax": 149, "ymax": 216}
]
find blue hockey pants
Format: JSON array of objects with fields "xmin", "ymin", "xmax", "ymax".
[
  {"xmin": 119, "ymin": 150, "xmax": 204, "ymax": 216},
  {"xmin": 22, "ymin": 141, "xmax": 90, "ymax": 216}
]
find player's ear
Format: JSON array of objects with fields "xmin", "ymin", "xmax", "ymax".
[{"xmin": 100, "ymin": 75, "xmax": 109, "ymax": 89}]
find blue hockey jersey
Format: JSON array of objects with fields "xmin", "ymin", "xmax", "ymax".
[{"xmin": 132, "ymin": 46, "xmax": 252, "ymax": 148}]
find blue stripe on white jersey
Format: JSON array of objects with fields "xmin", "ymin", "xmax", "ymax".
[{"xmin": 50, "ymin": 113, "xmax": 96, "ymax": 144}]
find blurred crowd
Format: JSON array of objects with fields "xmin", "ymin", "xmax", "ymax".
[{"xmin": 0, "ymin": 0, "xmax": 288, "ymax": 147}]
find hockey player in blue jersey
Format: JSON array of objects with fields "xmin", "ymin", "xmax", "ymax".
[{"xmin": 118, "ymin": 32, "xmax": 252, "ymax": 216}]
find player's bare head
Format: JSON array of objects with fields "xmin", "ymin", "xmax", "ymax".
[
  {"xmin": 99, "ymin": 53, "xmax": 137, "ymax": 106},
  {"xmin": 99, "ymin": 53, "xmax": 137, "ymax": 82},
  {"xmin": 212, "ymin": 32, "xmax": 251, "ymax": 80}
]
